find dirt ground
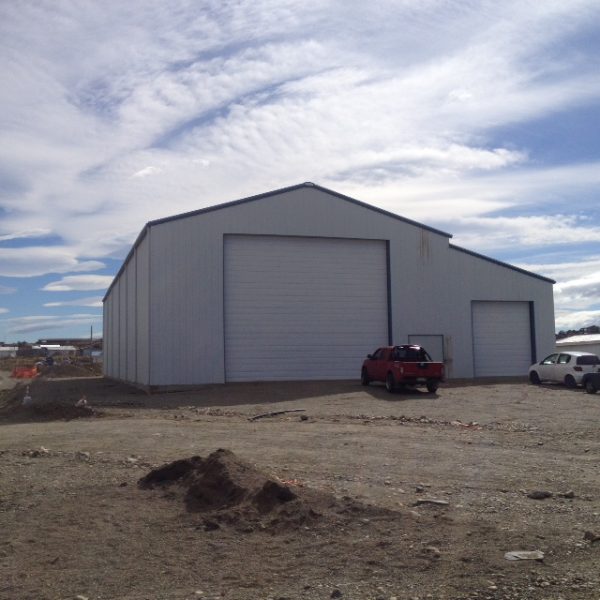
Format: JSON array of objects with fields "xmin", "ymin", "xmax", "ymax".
[{"xmin": 1, "ymin": 374, "xmax": 599, "ymax": 600}]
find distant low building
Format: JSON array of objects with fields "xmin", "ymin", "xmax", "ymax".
[
  {"xmin": 0, "ymin": 346, "xmax": 18, "ymax": 359},
  {"xmin": 556, "ymin": 334, "xmax": 600, "ymax": 356}
]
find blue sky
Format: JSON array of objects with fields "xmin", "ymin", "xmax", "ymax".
[{"xmin": 1, "ymin": 0, "xmax": 599, "ymax": 342}]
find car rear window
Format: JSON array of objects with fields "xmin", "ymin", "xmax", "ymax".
[{"xmin": 576, "ymin": 355, "xmax": 600, "ymax": 365}]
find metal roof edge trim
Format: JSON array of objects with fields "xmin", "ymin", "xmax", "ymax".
[
  {"xmin": 102, "ymin": 224, "xmax": 149, "ymax": 302},
  {"xmin": 449, "ymin": 243, "xmax": 556, "ymax": 284}
]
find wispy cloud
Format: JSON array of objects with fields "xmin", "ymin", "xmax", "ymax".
[
  {"xmin": 42, "ymin": 275, "xmax": 114, "ymax": 292},
  {"xmin": 0, "ymin": 248, "xmax": 104, "ymax": 277},
  {"xmin": 0, "ymin": 285, "xmax": 16, "ymax": 295},
  {"xmin": 1, "ymin": 0, "xmax": 599, "ymax": 337},
  {"xmin": 0, "ymin": 228, "xmax": 51, "ymax": 242},
  {"xmin": 43, "ymin": 296, "xmax": 103, "ymax": 308},
  {"xmin": 2, "ymin": 313, "xmax": 101, "ymax": 335}
]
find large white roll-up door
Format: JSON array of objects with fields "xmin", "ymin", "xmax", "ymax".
[
  {"xmin": 472, "ymin": 301, "xmax": 532, "ymax": 377},
  {"xmin": 224, "ymin": 235, "xmax": 389, "ymax": 381}
]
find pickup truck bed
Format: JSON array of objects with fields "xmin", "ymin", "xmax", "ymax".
[{"xmin": 361, "ymin": 345, "xmax": 445, "ymax": 393}]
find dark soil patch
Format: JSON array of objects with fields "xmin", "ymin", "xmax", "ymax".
[
  {"xmin": 139, "ymin": 448, "xmax": 392, "ymax": 532},
  {"xmin": 38, "ymin": 363, "xmax": 102, "ymax": 378},
  {"xmin": 0, "ymin": 383, "xmax": 101, "ymax": 422}
]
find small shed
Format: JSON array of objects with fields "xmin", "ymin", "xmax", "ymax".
[{"xmin": 556, "ymin": 334, "xmax": 600, "ymax": 357}]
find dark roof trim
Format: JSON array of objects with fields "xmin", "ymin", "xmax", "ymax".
[
  {"xmin": 103, "ymin": 181, "xmax": 453, "ymax": 301},
  {"xmin": 449, "ymin": 243, "xmax": 556, "ymax": 284},
  {"xmin": 147, "ymin": 181, "xmax": 453, "ymax": 238},
  {"xmin": 103, "ymin": 224, "xmax": 150, "ymax": 301}
]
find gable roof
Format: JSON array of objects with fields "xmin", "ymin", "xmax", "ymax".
[
  {"xmin": 148, "ymin": 181, "xmax": 453, "ymax": 237},
  {"xmin": 103, "ymin": 182, "xmax": 554, "ymax": 300}
]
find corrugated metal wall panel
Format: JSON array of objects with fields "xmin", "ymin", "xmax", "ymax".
[
  {"xmin": 102, "ymin": 295, "xmax": 110, "ymax": 376},
  {"xmin": 224, "ymin": 235, "xmax": 388, "ymax": 381},
  {"xmin": 126, "ymin": 255, "xmax": 137, "ymax": 382},
  {"xmin": 148, "ymin": 221, "xmax": 225, "ymax": 386},
  {"xmin": 110, "ymin": 279, "xmax": 120, "ymax": 379},
  {"xmin": 118, "ymin": 273, "xmax": 127, "ymax": 380},
  {"xmin": 136, "ymin": 234, "xmax": 150, "ymax": 386}
]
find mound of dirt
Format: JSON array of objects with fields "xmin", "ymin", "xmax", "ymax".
[
  {"xmin": 139, "ymin": 449, "xmax": 383, "ymax": 532},
  {"xmin": 3, "ymin": 401, "xmax": 98, "ymax": 422},
  {"xmin": 0, "ymin": 384, "xmax": 100, "ymax": 422},
  {"xmin": 38, "ymin": 363, "xmax": 102, "ymax": 378}
]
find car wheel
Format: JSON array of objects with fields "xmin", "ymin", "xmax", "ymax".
[
  {"xmin": 529, "ymin": 371, "xmax": 541, "ymax": 385},
  {"xmin": 385, "ymin": 372, "xmax": 396, "ymax": 393},
  {"xmin": 361, "ymin": 368, "xmax": 370, "ymax": 386},
  {"xmin": 426, "ymin": 380, "xmax": 439, "ymax": 393},
  {"xmin": 585, "ymin": 379, "xmax": 597, "ymax": 394},
  {"xmin": 564, "ymin": 374, "xmax": 577, "ymax": 388}
]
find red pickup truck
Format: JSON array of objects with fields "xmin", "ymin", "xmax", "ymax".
[{"xmin": 361, "ymin": 345, "xmax": 445, "ymax": 393}]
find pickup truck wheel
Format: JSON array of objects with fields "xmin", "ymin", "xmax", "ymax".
[
  {"xmin": 426, "ymin": 380, "xmax": 439, "ymax": 393},
  {"xmin": 529, "ymin": 371, "xmax": 541, "ymax": 385},
  {"xmin": 360, "ymin": 368, "xmax": 370, "ymax": 386},
  {"xmin": 564, "ymin": 374, "xmax": 576, "ymax": 389},
  {"xmin": 385, "ymin": 372, "xmax": 396, "ymax": 393},
  {"xmin": 585, "ymin": 379, "xmax": 597, "ymax": 394}
]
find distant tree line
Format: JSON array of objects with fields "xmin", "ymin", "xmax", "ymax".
[{"xmin": 556, "ymin": 325, "xmax": 600, "ymax": 340}]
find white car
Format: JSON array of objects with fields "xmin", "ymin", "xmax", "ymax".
[{"xmin": 529, "ymin": 351, "xmax": 600, "ymax": 387}]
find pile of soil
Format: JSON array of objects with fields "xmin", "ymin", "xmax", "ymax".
[
  {"xmin": 0, "ymin": 383, "xmax": 100, "ymax": 422},
  {"xmin": 139, "ymin": 448, "xmax": 385, "ymax": 532},
  {"xmin": 38, "ymin": 363, "xmax": 102, "ymax": 378}
]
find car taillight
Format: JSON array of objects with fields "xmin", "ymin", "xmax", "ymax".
[{"xmin": 574, "ymin": 366, "xmax": 583, "ymax": 372}]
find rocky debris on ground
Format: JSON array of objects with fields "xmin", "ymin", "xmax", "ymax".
[
  {"xmin": 504, "ymin": 550, "xmax": 545, "ymax": 561},
  {"xmin": 349, "ymin": 413, "xmax": 537, "ymax": 432},
  {"xmin": 526, "ymin": 490, "xmax": 553, "ymax": 500},
  {"xmin": 138, "ymin": 448, "xmax": 395, "ymax": 532},
  {"xmin": 413, "ymin": 498, "xmax": 449, "ymax": 507},
  {"xmin": 22, "ymin": 446, "xmax": 50, "ymax": 457},
  {"xmin": 583, "ymin": 531, "xmax": 600, "ymax": 543},
  {"xmin": 558, "ymin": 490, "xmax": 576, "ymax": 498}
]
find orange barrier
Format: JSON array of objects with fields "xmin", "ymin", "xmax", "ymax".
[{"xmin": 11, "ymin": 367, "xmax": 38, "ymax": 379}]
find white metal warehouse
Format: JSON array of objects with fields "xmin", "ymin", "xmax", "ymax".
[{"xmin": 103, "ymin": 182, "xmax": 555, "ymax": 388}]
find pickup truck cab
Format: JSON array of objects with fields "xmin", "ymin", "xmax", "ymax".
[{"xmin": 361, "ymin": 345, "xmax": 445, "ymax": 393}]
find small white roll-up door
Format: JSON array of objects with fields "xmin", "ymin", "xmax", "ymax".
[
  {"xmin": 224, "ymin": 235, "xmax": 389, "ymax": 381},
  {"xmin": 472, "ymin": 301, "xmax": 532, "ymax": 376}
]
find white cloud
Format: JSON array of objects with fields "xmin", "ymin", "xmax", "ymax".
[
  {"xmin": 0, "ymin": 247, "xmax": 105, "ymax": 277},
  {"xmin": 0, "ymin": 285, "xmax": 16, "ymax": 295},
  {"xmin": 449, "ymin": 215, "xmax": 600, "ymax": 251},
  {"xmin": 132, "ymin": 166, "xmax": 162, "ymax": 178},
  {"xmin": 43, "ymin": 296, "xmax": 103, "ymax": 308},
  {"xmin": 0, "ymin": 228, "xmax": 51, "ymax": 242},
  {"xmin": 555, "ymin": 310, "xmax": 600, "ymax": 332},
  {"xmin": 0, "ymin": 308, "xmax": 8, "ymax": 314},
  {"xmin": 42, "ymin": 275, "xmax": 114, "ymax": 292},
  {"xmin": 1, "ymin": 0, "xmax": 600, "ymax": 335},
  {"xmin": 2, "ymin": 313, "xmax": 102, "ymax": 335}
]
